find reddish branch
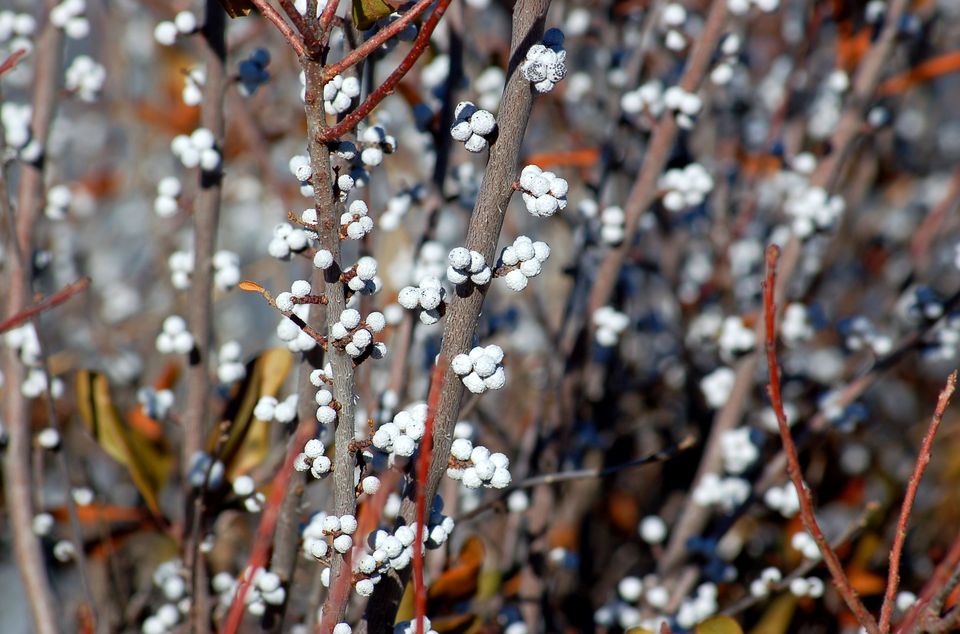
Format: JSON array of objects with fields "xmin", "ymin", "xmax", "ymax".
[
  {"xmin": 315, "ymin": 0, "xmax": 453, "ymax": 142},
  {"xmin": 414, "ymin": 359, "xmax": 446, "ymax": 634},
  {"xmin": 276, "ymin": 0, "xmax": 317, "ymax": 47},
  {"xmin": 250, "ymin": 0, "xmax": 307, "ymax": 57},
  {"xmin": 322, "ymin": 0, "xmax": 436, "ymax": 80},
  {"xmin": 879, "ymin": 371, "xmax": 957, "ymax": 632},
  {"xmin": 763, "ymin": 245, "xmax": 880, "ymax": 634},
  {"xmin": 219, "ymin": 415, "xmax": 317, "ymax": 634},
  {"xmin": 0, "ymin": 277, "xmax": 89, "ymax": 334},
  {"xmin": 898, "ymin": 532, "xmax": 960, "ymax": 631},
  {"xmin": 316, "ymin": 0, "xmax": 340, "ymax": 47}
]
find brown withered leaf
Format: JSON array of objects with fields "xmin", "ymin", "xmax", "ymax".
[
  {"xmin": 428, "ymin": 536, "xmax": 485, "ymax": 604},
  {"xmin": 211, "ymin": 347, "xmax": 293, "ymax": 480},
  {"xmin": 76, "ymin": 371, "xmax": 172, "ymax": 517}
]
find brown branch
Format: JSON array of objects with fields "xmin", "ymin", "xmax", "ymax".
[
  {"xmin": 277, "ymin": 0, "xmax": 317, "ymax": 47},
  {"xmin": 0, "ymin": 6, "xmax": 64, "ymax": 632},
  {"xmin": 360, "ymin": 1, "xmax": 551, "ymax": 629},
  {"xmin": 302, "ymin": 56, "xmax": 358, "ymax": 630},
  {"xmin": 764, "ymin": 245, "xmax": 879, "ymax": 634},
  {"xmin": 315, "ymin": 0, "xmax": 453, "ymax": 142},
  {"xmin": 183, "ymin": 4, "xmax": 228, "ymax": 631},
  {"xmin": 0, "ymin": 277, "xmax": 90, "ymax": 334},
  {"xmin": 250, "ymin": 0, "xmax": 307, "ymax": 57},
  {"xmin": 879, "ymin": 372, "xmax": 957, "ymax": 632},
  {"xmin": 219, "ymin": 404, "xmax": 319, "ymax": 634},
  {"xmin": 321, "ymin": 0, "xmax": 435, "ymax": 80},
  {"xmin": 898, "ymin": 533, "xmax": 960, "ymax": 632},
  {"xmin": 316, "ymin": 0, "xmax": 340, "ymax": 48}
]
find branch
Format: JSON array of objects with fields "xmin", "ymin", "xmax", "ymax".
[
  {"xmin": 322, "ymin": 0, "xmax": 435, "ymax": 80},
  {"xmin": 879, "ymin": 372, "xmax": 957, "ymax": 632},
  {"xmin": 898, "ymin": 533, "xmax": 960, "ymax": 632},
  {"xmin": 763, "ymin": 245, "xmax": 879, "ymax": 634},
  {"xmin": 581, "ymin": 0, "xmax": 728, "ymax": 320},
  {"xmin": 0, "ymin": 276, "xmax": 90, "ymax": 334},
  {"xmin": 0, "ymin": 8, "xmax": 64, "ymax": 633},
  {"xmin": 414, "ymin": 359, "xmax": 446, "ymax": 634},
  {"xmin": 302, "ymin": 57, "xmax": 358, "ymax": 630},
  {"xmin": 219, "ymin": 411, "xmax": 319, "ymax": 634},
  {"xmin": 456, "ymin": 434, "xmax": 696, "ymax": 522},
  {"xmin": 316, "ymin": 0, "xmax": 340, "ymax": 47},
  {"xmin": 250, "ymin": 0, "xmax": 307, "ymax": 57},
  {"xmin": 276, "ymin": 0, "xmax": 318, "ymax": 49},
  {"xmin": 360, "ymin": 1, "xmax": 551, "ymax": 629},
  {"xmin": 183, "ymin": 4, "xmax": 228, "ymax": 630},
  {"xmin": 315, "ymin": 0, "xmax": 453, "ymax": 142}
]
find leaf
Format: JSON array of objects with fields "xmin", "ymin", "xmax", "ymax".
[
  {"xmin": 749, "ymin": 594, "xmax": 796, "ymax": 634},
  {"xmin": 211, "ymin": 347, "xmax": 294, "ymax": 480},
  {"xmin": 238, "ymin": 280, "xmax": 265, "ymax": 293},
  {"xmin": 351, "ymin": 0, "xmax": 403, "ymax": 30},
  {"xmin": 696, "ymin": 616, "xmax": 745, "ymax": 634},
  {"xmin": 76, "ymin": 371, "xmax": 172, "ymax": 517},
  {"xmin": 428, "ymin": 536, "xmax": 485, "ymax": 603},
  {"xmin": 217, "ymin": 0, "xmax": 254, "ymax": 18}
]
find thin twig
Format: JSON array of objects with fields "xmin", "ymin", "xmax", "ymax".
[
  {"xmin": 315, "ymin": 0, "xmax": 454, "ymax": 142},
  {"xmin": 0, "ymin": 276, "xmax": 90, "ymax": 334},
  {"xmin": 457, "ymin": 434, "xmax": 696, "ymax": 522},
  {"xmin": 322, "ymin": 0, "xmax": 435, "ymax": 80},
  {"xmin": 879, "ymin": 372, "xmax": 957, "ymax": 632},
  {"xmin": 897, "ymin": 533, "xmax": 960, "ymax": 632},
  {"xmin": 219, "ymin": 411, "xmax": 318, "ymax": 634},
  {"xmin": 0, "ymin": 4, "xmax": 64, "ymax": 631},
  {"xmin": 183, "ymin": 4, "xmax": 228, "ymax": 631},
  {"xmin": 764, "ymin": 244, "xmax": 879, "ymax": 634},
  {"xmin": 250, "ymin": 0, "xmax": 307, "ymax": 57},
  {"xmin": 277, "ymin": 0, "xmax": 317, "ymax": 48},
  {"xmin": 316, "ymin": 0, "xmax": 340, "ymax": 48},
  {"xmin": 414, "ymin": 360, "xmax": 446, "ymax": 634}
]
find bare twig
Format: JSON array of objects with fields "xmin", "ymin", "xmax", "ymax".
[
  {"xmin": 764, "ymin": 245, "xmax": 879, "ymax": 634},
  {"xmin": 414, "ymin": 360, "xmax": 446, "ymax": 634},
  {"xmin": 0, "ymin": 4, "xmax": 64, "ymax": 632},
  {"xmin": 898, "ymin": 532, "xmax": 960, "ymax": 632},
  {"xmin": 250, "ymin": 0, "xmax": 307, "ymax": 57},
  {"xmin": 322, "ymin": 0, "xmax": 435, "ymax": 80},
  {"xmin": 183, "ymin": 4, "xmax": 228, "ymax": 630},
  {"xmin": 879, "ymin": 372, "xmax": 957, "ymax": 632},
  {"xmin": 0, "ymin": 276, "xmax": 90, "ymax": 334},
  {"xmin": 219, "ymin": 409, "xmax": 319, "ymax": 634},
  {"xmin": 315, "ymin": 0, "xmax": 454, "ymax": 142},
  {"xmin": 457, "ymin": 434, "xmax": 696, "ymax": 522},
  {"xmin": 316, "ymin": 0, "xmax": 340, "ymax": 48}
]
